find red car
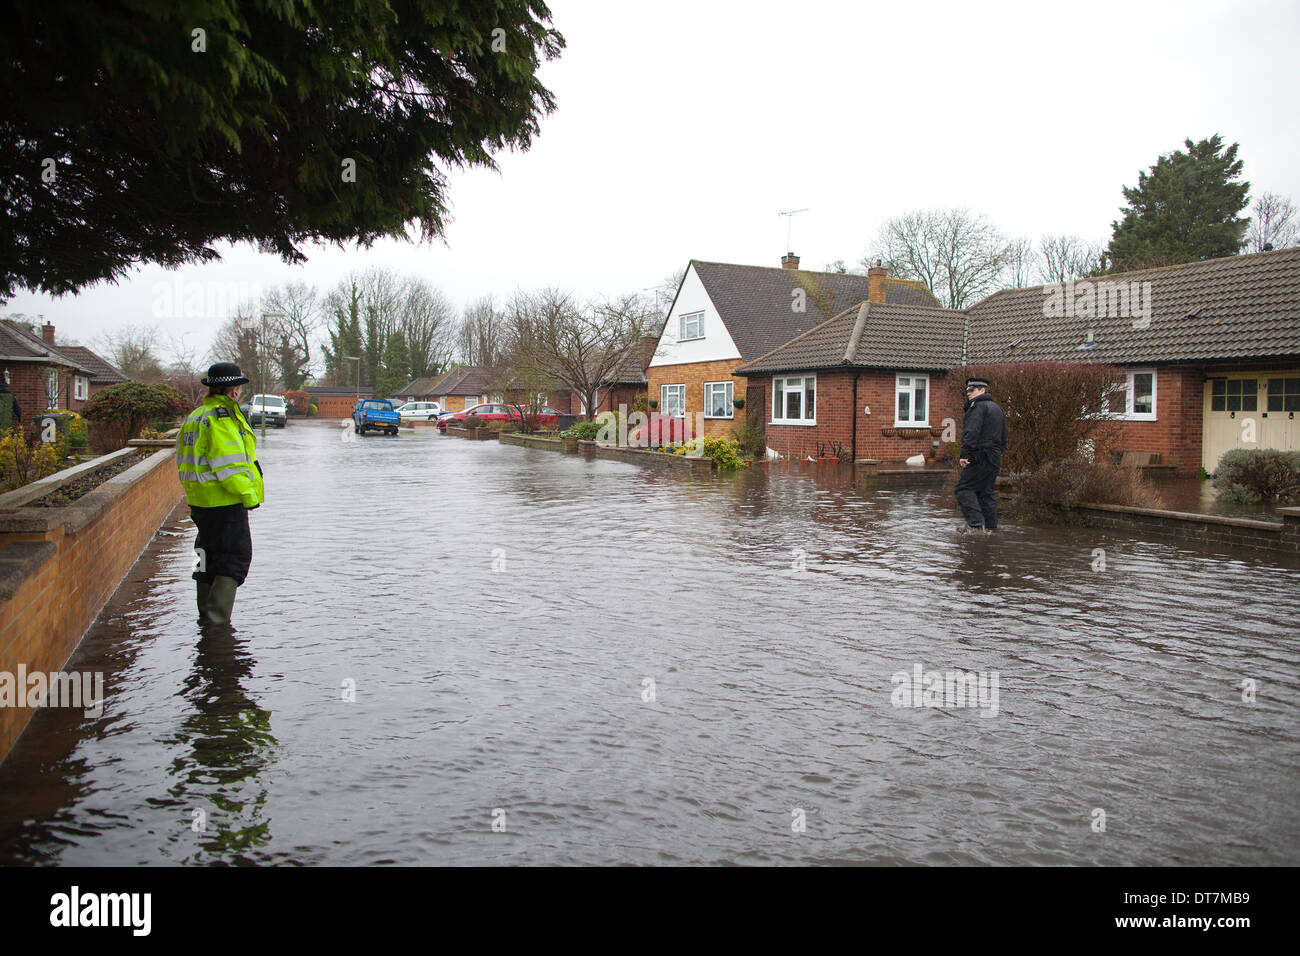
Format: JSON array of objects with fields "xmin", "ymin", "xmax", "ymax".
[{"xmin": 437, "ymin": 403, "xmax": 562, "ymax": 432}]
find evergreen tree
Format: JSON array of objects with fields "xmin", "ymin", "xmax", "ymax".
[
  {"xmin": 1, "ymin": 1, "xmax": 565, "ymax": 299},
  {"xmin": 376, "ymin": 330, "xmax": 410, "ymax": 398},
  {"xmin": 322, "ymin": 282, "xmax": 363, "ymax": 385},
  {"xmin": 1106, "ymin": 135, "xmax": 1250, "ymax": 271}
]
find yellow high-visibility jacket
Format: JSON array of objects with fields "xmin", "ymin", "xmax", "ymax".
[{"xmin": 176, "ymin": 395, "xmax": 264, "ymax": 508}]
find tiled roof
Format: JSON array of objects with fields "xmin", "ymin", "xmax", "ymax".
[
  {"xmin": 431, "ymin": 367, "xmax": 493, "ymax": 395},
  {"xmin": 966, "ymin": 246, "xmax": 1300, "ymax": 364},
  {"xmin": 0, "ymin": 320, "xmax": 92, "ymax": 372},
  {"xmin": 689, "ymin": 261, "xmax": 941, "ymax": 361},
  {"xmin": 735, "ymin": 302, "xmax": 965, "ymax": 375},
  {"xmin": 57, "ymin": 346, "xmax": 128, "ymax": 384},
  {"xmin": 394, "ymin": 375, "xmax": 443, "ymax": 397}
]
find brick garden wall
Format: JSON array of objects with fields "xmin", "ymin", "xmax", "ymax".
[{"xmin": 0, "ymin": 448, "xmax": 182, "ymax": 760}]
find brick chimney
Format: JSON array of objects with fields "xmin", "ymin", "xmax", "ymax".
[
  {"xmin": 781, "ymin": 253, "xmax": 800, "ymax": 270},
  {"xmin": 41, "ymin": 322, "xmax": 55, "ymax": 344},
  {"xmin": 867, "ymin": 260, "xmax": 888, "ymax": 303}
]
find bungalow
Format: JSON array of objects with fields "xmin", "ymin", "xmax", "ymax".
[
  {"xmin": 427, "ymin": 367, "xmax": 495, "ymax": 412},
  {"xmin": 735, "ymin": 301, "xmax": 965, "ymax": 462},
  {"xmin": 647, "ymin": 256, "xmax": 939, "ymax": 439},
  {"xmin": 735, "ymin": 246, "xmax": 1300, "ymax": 476},
  {"xmin": 964, "ymin": 247, "xmax": 1300, "ymax": 475},
  {"xmin": 0, "ymin": 320, "xmax": 99, "ymax": 421}
]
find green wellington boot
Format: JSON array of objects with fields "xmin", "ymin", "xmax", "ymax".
[
  {"xmin": 201, "ymin": 575, "xmax": 239, "ymax": 627},
  {"xmin": 196, "ymin": 580, "xmax": 211, "ymax": 617}
]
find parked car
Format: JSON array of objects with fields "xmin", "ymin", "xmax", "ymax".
[
  {"xmin": 397, "ymin": 401, "xmax": 445, "ymax": 422},
  {"xmin": 352, "ymin": 398, "xmax": 401, "ymax": 436},
  {"xmin": 437, "ymin": 403, "xmax": 562, "ymax": 432},
  {"xmin": 247, "ymin": 393, "xmax": 287, "ymax": 428}
]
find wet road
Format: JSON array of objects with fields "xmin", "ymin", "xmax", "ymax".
[{"xmin": 1, "ymin": 420, "xmax": 1297, "ymax": 865}]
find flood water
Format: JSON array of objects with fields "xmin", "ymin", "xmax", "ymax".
[{"xmin": 1, "ymin": 420, "xmax": 1297, "ymax": 865}]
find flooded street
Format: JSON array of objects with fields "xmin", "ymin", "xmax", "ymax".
[{"xmin": 1, "ymin": 419, "xmax": 1297, "ymax": 865}]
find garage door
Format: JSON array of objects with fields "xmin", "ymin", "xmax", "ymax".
[{"xmin": 1203, "ymin": 371, "xmax": 1300, "ymax": 473}]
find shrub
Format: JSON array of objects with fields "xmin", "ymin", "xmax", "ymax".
[
  {"xmin": 283, "ymin": 390, "xmax": 310, "ymax": 415},
  {"xmin": 701, "ymin": 436, "xmax": 747, "ymax": 470},
  {"xmin": 730, "ymin": 418, "xmax": 766, "ymax": 459},
  {"xmin": 308, "ymin": 403, "xmax": 319, "ymax": 417},
  {"xmin": 1213, "ymin": 449, "xmax": 1300, "ymax": 504},
  {"xmin": 562, "ymin": 420, "xmax": 602, "ymax": 440},
  {"xmin": 630, "ymin": 392, "xmax": 649, "ymax": 414},
  {"xmin": 945, "ymin": 363, "xmax": 1125, "ymax": 475},
  {"xmin": 80, "ymin": 382, "xmax": 188, "ymax": 451},
  {"xmin": 462, "ymin": 414, "xmax": 485, "ymax": 429},
  {"xmin": 0, "ymin": 426, "xmax": 61, "ymax": 490},
  {"xmin": 1015, "ymin": 457, "xmax": 1160, "ymax": 521}
]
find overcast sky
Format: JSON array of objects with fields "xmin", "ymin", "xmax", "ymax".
[{"xmin": 6, "ymin": 0, "xmax": 1299, "ymax": 361}]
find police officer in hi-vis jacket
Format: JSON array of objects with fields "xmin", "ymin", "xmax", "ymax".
[{"xmin": 177, "ymin": 363, "xmax": 264, "ymax": 626}]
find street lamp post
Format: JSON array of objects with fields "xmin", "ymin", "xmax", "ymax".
[
  {"xmin": 346, "ymin": 356, "xmax": 361, "ymax": 410},
  {"xmin": 240, "ymin": 312, "xmax": 284, "ymax": 440}
]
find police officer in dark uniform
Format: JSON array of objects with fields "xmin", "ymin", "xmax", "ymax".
[{"xmin": 955, "ymin": 377, "xmax": 1007, "ymax": 533}]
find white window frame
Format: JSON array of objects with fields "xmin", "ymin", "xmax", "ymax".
[
  {"xmin": 679, "ymin": 311, "xmax": 704, "ymax": 341},
  {"xmin": 660, "ymin": 384, "xmax": 685, "ymax": 417},
  {"xmin": 771, "ymin": 374, "xmax": 816, "ymax": 425},
  {"xmin": 74, "ymin": 375, "xmax": 89, "ymax": 401},
  {"xmin": 894, "ymin": 373, "xmax": 930, "ymax": 427},
  {"xmin": 45, "ymin": 368, "xmax": 59, "ymax": 409},
  {"xmin": 703, "ymin": 381, "xmax": 734, "ymax": 419},
  {"xmin": 1112, "ymin": 368, "xmax": 1157, "ymax": 421}
]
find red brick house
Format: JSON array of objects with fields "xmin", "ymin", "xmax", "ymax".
[
  {"xmin": 0, "ymin": 320, "xmax": 100, "ymax": 422},
  {"xmin": 647, "ymin": 256, "xmax": 940, "ymax": 439},
  {"xmin": 737, "ymin": 247, "xmax": 1300, "ymax": 475},
  {"xmin": 735, "ymin": 301, "xmax": 965, "ymax": 462}
]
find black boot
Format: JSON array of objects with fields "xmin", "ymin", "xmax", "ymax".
[
  {"xmin": 196, "ymin": 580, "xmax": 211, "ymax": 617},
  {"xmin": 201, "ymin": 575, "xmax": 239, "ymax": 627}
]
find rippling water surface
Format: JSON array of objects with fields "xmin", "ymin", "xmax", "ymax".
[{"xmin": 1, "ymin": 421, "xmax": 1297, "ymax": 865}]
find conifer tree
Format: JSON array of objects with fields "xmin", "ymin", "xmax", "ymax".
[{"xmin": 1106, "ymin": 135, "xmax": 1250, "ymax": 270}]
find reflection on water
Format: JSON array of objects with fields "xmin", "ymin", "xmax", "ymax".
[
  {"xmin": 164, "ymin": 625, "xmax": 278, "ymax": 863},
  {"xmin": 0, "ymin": 421, "xmax": 1297, "ymax": 866}
]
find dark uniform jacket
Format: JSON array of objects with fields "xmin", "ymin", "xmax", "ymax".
[{"xmin": 960, "ymin": 394, "xmax": 1007, "ymax": 469}]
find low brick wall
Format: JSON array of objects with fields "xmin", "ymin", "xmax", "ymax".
[
  {"xmin": 583, "ymin": 441, "xmax": 714, "ymax": 474},
  {"xmin": 0, "ymin": 446, "xmax": 182, "ymax": 761},
  {"xmin": 1075, "ymin": 502, "xmax": 1300, "ymax": 556},
  {"xmin": 499, "ymin": 433, "xmax": 564, "ymax": 451}
]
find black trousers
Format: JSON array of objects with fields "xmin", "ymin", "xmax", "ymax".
[
  {"xmin": 190, "ymin": 504, "xmax": 252, "ymax": 585},
  {"xmin": 955, "ymin": 452, "xmax": 1000, "ymax": 529}
]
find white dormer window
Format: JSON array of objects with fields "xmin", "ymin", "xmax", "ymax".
[{"xmin": 679, "ymin": 311, "xmax": 704, "ymax": 341}]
